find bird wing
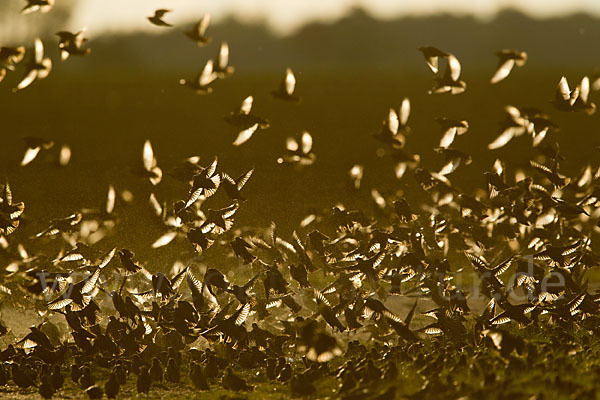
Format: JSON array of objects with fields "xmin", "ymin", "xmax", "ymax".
[
  {"xmin": 21, "ymin": 146, "xmax": 40, "ymax": 166},
  {"xmin": 197, "ymin": 14, "xmax": 210, "ymax": 36},
  {"xmin": 239, "ymin": 95, "xmax": 253, "ymax": 115},
  {"xmin": 490, "ymin": 59, "xmax": 515, "ymax": 84},
  {"xmin": 399, "ymin": 97, "xmax": 410, "ymax": 126},
  {"xmin": 142, "ymin": 140, "xmax": 155, "ymax": 171},
  {"xmin": 301, "ymin": 131, "xmax": 313, "ymax": 154},
  {"xmin": 284, "ymin": 68, "xmax": 296, "ymax": 96}
]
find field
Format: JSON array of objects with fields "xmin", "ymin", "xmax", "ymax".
[{"xmin": 2, "ymin": 9, "xmax": 600, "ymax": 400}]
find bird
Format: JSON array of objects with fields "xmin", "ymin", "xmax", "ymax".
[
  {"xmin": 221, "ymin": 168, "xmax": 254, "ymax": 201},
  {"xmin": 223, "ymin": 367, "xmax": 253, "ymax": 391},
  {"xmin": 272, "ymin": 68, "xmax": 301, "ymax": 102},
  {"xmin": 56, "ymin": 29, "xmax": 91, "ymax": 61},
  {"xmin": 132, "ymin": 140, "xmax": 162, "ymax": 185},
  {"xmin": 435, "ymin": 117, "xmax": 469, "ymax": 149},
  {"xmin": 185, "ymin": 14, "xmax": 211, "ymax": 46},
  {"xmin": 179, "ymin": 59, "xmax": 217, "ymax": 94},
  {"xmin": 418, "ymin": 46, "xmax": 449, "ymax": 74},
  {"xmin": 213, "ymin": 42, "xmax": 234, "ymax": 78},
  {"xmin": 20, "ymin": 136, "xmax": 54, "ymax": 166},
  {"xmin": 148, "ymin": 9, "xmax": 173, "ymax": 27},
  {"xmin": 277, "ymin": 131, "xmax": 316, "ymax": 166},
  {"xmin": 0, "ymin": 46, "xmax": 25, "ymax": 82},
  {"xmin": 137, "ymin": 366, "xmax": 151, "ymax": 393},
  {"xmin": 226, "ymin": 96, "xmax": 270, "ymax": 146},
  {"xmin": 552, "ymin": 76, "xmax": 596, "ymax": 114},
  {"xmin": 104, "ymin": 373, "xmax": 119, "ymax": 399},
  {"xmin": 185, "ymin": 157, "xmax": 220, "ymax": 208},
  {"xmin": 491, "ymin": 49, "xmax": 527, "ymax": 84},
  {"xmin": 21, "ymin": 0, "xmax": 54, "ymax": 14},
  {"xmin": 14, "ymin": 38, "xmax": 52, "ymax": 91}
]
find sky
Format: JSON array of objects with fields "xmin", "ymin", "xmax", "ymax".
[{"xmin": 72, "ymin": 0, "xmax": 599, "ymax": 35}]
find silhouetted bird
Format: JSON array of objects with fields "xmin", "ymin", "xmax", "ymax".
[
  {"xmin": 148, "ymin": 9, "xmax": 173, "ymax": 27},
  {"xmin": 15, "ymin": 38, "xmax": 51, "ymax": 91},
  {"xmin": 184, "ymin": 14, "xmax": 211, "ymax": 45},
  {"xmin": 272, "ymin": 68, "xmax": 301, "ymax": 102}
]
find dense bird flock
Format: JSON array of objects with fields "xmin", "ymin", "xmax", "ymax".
[{"xmin": 3, "ymin": 2, "xmax": 600, "ymax": 400}]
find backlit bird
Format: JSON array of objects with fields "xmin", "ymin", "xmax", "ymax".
[
  {"xmin": 213, "ymin": 42, "xmax": 234, "ymax": 78},
  {"xmin": 56, "ymin": 29, "xmax": 91, "ymax": 61},
  {"xmin": 185, "ymin": 14, "xmax": 211, "ymax": 46},
  {"xmin": 272, "ymin": 68, "xmax": 301, "ymax": 102},
  {"xmin": 491, "ymin": 49, "xmax": 527, "ymax": 84},
  {"xmin": 179, "ymin": 59, "xmax": 217, "ymax": 94},
  {"xmin": 14, "ymin": 38, "xmax": 52, "ymax": 91}
]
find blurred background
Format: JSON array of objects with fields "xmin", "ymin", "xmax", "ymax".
[{"xmin": 1, "ymin": 1, "xmax": 600, "ymax": 269}]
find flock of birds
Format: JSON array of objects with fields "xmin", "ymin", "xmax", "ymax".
[{"xmin": 2, "ymin": 1, "xmax": 600, "ymax": 400}]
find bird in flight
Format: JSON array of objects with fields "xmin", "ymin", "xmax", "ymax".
[
  {"xmin": 0, "ymin": 46, "xmax": 25, "ymax": 83},
  {"xmin": 213, "ymin": 42, "xmax": 234, "ymax": 78},
  {"xmin": 491, "ymin": 50, "xmax": 527, "ymax": 84},
  {"xmin": 179, "ymin": 60, "xmax": 217, "ymax": 94},
  {"xmin": 148, "ymin": 9, "xmax": 173, "ymax": 27},
  {"xmin": 14, "ymin": 38, "xmax": 52, "ymax": 92},
  {"xmin": 56, "ymin": 30, "xmax": 91, "ymax": 61},
  {"xmin": 185, "ymin": 14, "xmax": 211, "ymax": 46},
  {"xmin": 272, "ymin": 68, "xmax": 301, "ymax": 102},
  {"xmin": 21, "ymin": 0, "xmax": 54, "ymax": 14}
]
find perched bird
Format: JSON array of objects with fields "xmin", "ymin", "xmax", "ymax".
[
  {"xmin": 223, "ymin": 367, "xmax": 253, "ymax": 391},
  {"xmin": 14, "ymin": 38, "xmax": 52, "ymax": 91},
  {"xmin": 490, "ymin": 49, "xmax": 527, "ymax": 84},
  {"xmin": 137, "ymin": 366, "xmax": 151, "ymax": 393},
  {"xmin": 272, "ymin": 68, "xmax": 301, "ymax": 102},
  {"xmin": 56, "ymin": 29, "xmax": 91, "ymax": 61},
  {"xmin": 104, "ymin": 373, "xmax": 120, "ymax": 399},
  {"xmin": 148, "ymin": 9, "xmax": 173, "ymax": 27},
  {"xmin": 185, "ymin": 14, "xmax": 211, "ymax": 46},
  {"xmin": 165, "ymin": 358, "xmax": 180, "ymax": 383}
]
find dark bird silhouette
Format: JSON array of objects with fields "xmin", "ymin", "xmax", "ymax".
[
  {"xmin": 148, "ymin": 9, "xmax": 173, "ymax": 27},
  {"xmin": 184, "ymin": 14, "xmax": 211, "ymax": 45},
  {"xmin": 56, "ymin": 29, "xmax": 91, "ymax": 61},
  {"xmin": 491, "ymin": 50, "xmax": 527, "ymax": 84},
  {"xmin": 179, "ymin": 60, "xmax": 217, "ymax": 94},
  {"xmin": 272, "ymin": 68, "xmax": 301, "ymax": 102},
  {"xmin": 15, "ymin": 38, "xmax": 52, "ymax": 92},
  {"xmin": 21, "ymin": 0, "xmax": 54, "ymax": 14}
]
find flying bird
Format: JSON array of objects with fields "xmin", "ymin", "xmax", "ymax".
[
  {"xmin": 0, "ymin": 46, "xmax": 25, "ymax": 83},
  {"xmin": 213, "ymin": 42, "xmax": 234, "ymax": 78},
  {"xmin": 133, "ymin": 140, "xmax": 162, "ymax": 185},
  {"xmin": 491, "ymin": 50, "xmax": 527, "ymax": 84},
  {"xmin": 148, "ymin": 9, "xmax": 173, "ymax": 27},
  {"xmin": 552, "ymin": 76, "xmax": 596, "ymax": 114},
  {"xmin": 277, "ymin": 131, "xmax": 316, "ymax": 166},
  {"xmin": 185, "ymin": 14, "xmax": 211, "ymax": 46},
  {"xmin": 21, "ymin": 136, "xmax": 54, "ymax": 166},
  {"xmin": 56, "ymin": 30, "xmax": 91, "ymax": 61},
  {"xmin": 179, "ymin": 60, "xmax": 217, "ymax": 94},
  {"xmin": 21, "ymin": 0, "xmax": 54, "ymax": 14},
  {"xmin": 272, "ymin": 68, "xmax": 301, "ymax": 102},
  {"xmin": 14, "ymin": 38, "xmax": 52, "ymax": 92}
]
